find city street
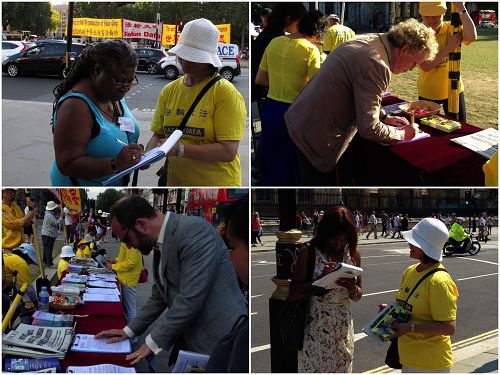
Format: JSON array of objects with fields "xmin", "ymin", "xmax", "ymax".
[
  {"xmin": 251, "ymin": 236, "xmax": 498, "ymax": 373},
  {"xmin": 2, "ymin": 64, "xmax": 250, "ymax": 186}
]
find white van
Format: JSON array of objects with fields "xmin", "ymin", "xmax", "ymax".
[{"xmin": 158, "ymin": 43, "xmax": 241, "ymax": 81}]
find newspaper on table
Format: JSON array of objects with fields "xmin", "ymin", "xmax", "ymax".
[
  {"xmin": 88, "ymin": 274, "xmax": 117, "ymax": 282},
  {"xmin": 87, "ymin": 280, "xmax": 116, "ymax": 289},
  {"xmin": 362, "ymin": 303, "xmax": 411, "ymax": 344},
  {"xmin": 2, "ymin": 324, "xmax": 75, "ymax": 359},
  {"xmin": 71, "ymin": 258, "xmax": 97, "ymax": 267},
  {"xmin": 51, "ymin": 285, "xmax": 83, "ymax": 296},
  {"xmin": 451, "ymin": 128, "xmax": 498, "ymax": 159},
  {"xmin": 172, "ymin": 350, "xmax": 210, "ymax": 373},
  {"xmin": 61, "ymin": 274, "xmax": 88, "ymax": 284},
  {"xmin": 4, "ymin": 357, "xmax": 61, "ymax": 372},
  {"xmin": 312, "ymin": 262, "xmax": 363, "ymax": 290},
  {"xmin": 85, "ymin": 287, "xmax": 120, "ymax": 296},
  {"xmin": 32, "ymin": 311, "xmax": 75, "ymax": 327},
  {"xmin": 82, "ymin": 293, "xmax": 120, "ymax": 303},
  {"xmin": 66, "ymin": 364, "xmax": 136, "ymax": 373},
  {"xmin": 71, "ymin": 334, "xmax": 132, "ymax": 353}
]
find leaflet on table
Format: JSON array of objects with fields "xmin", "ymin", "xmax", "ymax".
[
  {"xmin": 85, "ymin": 287, "xmax": 120, "ymax": 295},
  {"xmin": 362, "ymin": 303, "xmax": 411, "ymax": 344},
  {"xmin": 451, "ymin": 128, "xmax": 498, "ymax": 159},
  {"xmin": 172, "ymin": 350, "xmax": 210, "ymax": 373},
  {"xmin": 32, "ymin": 310, "xmax": 75, "ymax": 327},
  {"xmin": 4, "ymin": 357, "xmax": 61, "ymax": 372},
  {"xmin": 312, "ymin": 262, "xmax": 363, "ymax": 289},
  {"xmin": 67, "ymin": 364, "xmax": 136, "ymax": 373},
  {"xmin": 382, "ymin": 131, "xmax": 430, "ymax": 146},
  {"xmin": 88, "ymin": 273, "xmax": 117, "ymax": 282},
  {"xmin": 382, "ymin": 101, "xmax": 408, "ymax": 115},
  {"xmin": 87, "ymin": 280, "xmax": 116, "ymax": 288},
  {"xmin": 2, "ymin": 324, "xmax": 74, "ymax": 357},
  {"xmin": 82, "ymin": 293, "xmax": 120, "ymax": 302},
  {"xmin": 62, "ymin": 274, "xmax": 88, "ymax": 284},
  {"xmin": 71, "ymin": 334, "xmax": 132, "ymax": 353},
  {"xmin": 102, "ymin": 129, "xmax": 183, "ymax": 186},
  {"xmin": 420, "ymin": 115, "xmax": 461, "ymax": 133},
  {"xmin": 52, "ymin": 285, "xmax": 83, "ymax": 296}
]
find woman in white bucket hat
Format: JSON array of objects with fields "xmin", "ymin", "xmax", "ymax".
[
  {"xmin": 41, "ymin": 201, "xmax": 65, "ymax": 267},
  {"xmin": 145, "ymin": 18, "xmax": 246, "ymax": 186},
  {"xmin": 383, "ymin": 217, "xmax": 459, "ymax": 372}
]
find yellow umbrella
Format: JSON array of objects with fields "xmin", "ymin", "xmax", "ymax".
[{"xmin": 448, "ymin": 4, "xmax": 462, "ymax": 119}]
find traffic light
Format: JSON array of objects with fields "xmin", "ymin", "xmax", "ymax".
[
  {"xmin": 178, "ymin": 20, "xmax": 185, "ymax": 32},
  {"xmin": 464, "ymin": 191, "xmax": 471, "ymax": 205}
]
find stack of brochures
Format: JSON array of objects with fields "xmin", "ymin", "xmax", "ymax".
[
  {"xmin": 88, "ymin": 273, "xmax": 117, "ymax": 282},
  {"xmin": 362, "ymin": 303, "xmax": 411, "ymax": 344},
  {"xmin": 32, "ymin": 311, "xmax": 75, "ymax": 327},
  {"xmin": 420, "ymin": 115, "xmax": 461, "ymax": 133},
  {"xmin": 312, "ymin": 262, "xmax": 363, "ymax": 289},
  {"xmin": 66, "ymin": 364, "xmax": 136, "ymax": 373},
  {"xmin": 2, "ymin": 324, "xmax": 75, "ymax": 359},
  {"xmin": 51, "ymin": 285, "xmax": 83, "ymax": 297},
  {"xmin": 172, "ymin": 350, "xmax": 210, "ymax": 373},
  {"xmin": 82, "ymin": 293, "xmax": 120, "ymax": 302},
  {"xmin": 85, "ymin": 287, "xmax": 120, "ymax": 296},
  {"xmin": 4, "ymin": 357, "xmax": 61, "ymax": 372},
  {"xmin": 70, "ymin": 334, "xmax": 132, "ymax": 354},
  {"xmin": 61, "ymin": 274, "xmax": 88, "ymax": 285},
  {"xmin": 87, "ymin": 280, "xmax": 116, "ymax": 289},
  {"xmin": 71, "ymin": 257, "xmax": 98, "ymax": 267}
]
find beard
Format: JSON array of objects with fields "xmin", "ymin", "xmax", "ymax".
[{"xmin": 135, "ymin": 234, "xmax": 157, "ymax": 255}]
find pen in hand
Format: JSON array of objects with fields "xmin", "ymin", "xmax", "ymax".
[{"xmin": 114, "ymin": 138, "xmax": 145, "ymax": 157}]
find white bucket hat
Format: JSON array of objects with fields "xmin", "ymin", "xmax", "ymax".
[
  {"xmin": 402, "ymin": 218, "xmax": 449, "ymax": 261},
  {"xmin": 17, "ymin": 243, "xmax": 38, "ymax": 265},
  {"xmin": 45, "ymin": 201, "xmax": 58, "ymax": 211},
  {"xmin": 61, "ymin": 245, "xmax": 76, "ymax": 258},
  {"xmin": 168, "ymin": 18, "xmax": 222, "ymax": 68}
]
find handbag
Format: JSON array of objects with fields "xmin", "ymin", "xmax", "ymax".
[
  {"xmin": 385, "ymin": 268, "xmax": 448, "ymax": 369},
  {"xmin": 279, "ymin": 244, "xmax": 319, "ymax": 351},
  {"xmin": 157, "ymin": 74, "xmax": 222, "ymax": 186},
  {"xmin": 138, "ymin": 255, "xmax": 148, "ymax": 284}
]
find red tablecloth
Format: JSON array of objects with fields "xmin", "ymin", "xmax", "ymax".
[{"xmin": 336, "ymin": 95, "xmax": 487, "ymax": 186}]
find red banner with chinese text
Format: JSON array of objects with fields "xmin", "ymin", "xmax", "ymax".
[{"xmin": 59, "ymin": 189, "xmax": 82, "ymax": 211}]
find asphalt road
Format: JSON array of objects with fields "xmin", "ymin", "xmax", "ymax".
[
  {"xmin": 251, "ymin": 240, "xmax": 499, "ymax": 373},
  {"xmin": 2, "ymin": 67, "xmax": 250, "ymax": 113}
]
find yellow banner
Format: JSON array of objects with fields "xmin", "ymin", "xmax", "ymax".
[
  {"xmin": 72, "ymin": 18, "xmax": 122, "ymax": 38},
  {"xmin": 161, "ymin": 23, "xmax": 230, "ymax": 46},
  {"xmin": 59, "ymin": 189, "xmax": 81, "ymax": 211}
]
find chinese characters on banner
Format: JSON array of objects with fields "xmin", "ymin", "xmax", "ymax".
[
  {"xmin": 59, "ymin": 189, "xmax": 82, "ymax": 212},
  {"xmin": 72, "ymin": 18, "xmax": 123, "ymax": 38},
  {"xmin": 123, "ymin": 19, "xmax": 162, "ymax": 41},
  {"xmin": 162, "ymin": 23, "xmax": 231, "ymax": 46}
]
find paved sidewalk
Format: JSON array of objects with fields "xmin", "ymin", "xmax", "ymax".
[{"xmin": 2, "ymin": 99, "xmax": 249, "ymax": 186}]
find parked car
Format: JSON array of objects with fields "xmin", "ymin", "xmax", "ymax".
[
  {"xmin": 478, "ymin": 20, "xmax": 494, "ymax": 28},
  {"xmin": 2, "ymin": 42, "xmax": 85, "ymax": 77},
  {"xmin": 158, "ymin": 43, "xmax": 241, "ymax": 82},
  {"xmin": 135, "ymin": 47, "xmax": 168, "ymax": 74},
  {"xmin": 2, "ymin": 41, "xmax": 34, "ymax": 61}
]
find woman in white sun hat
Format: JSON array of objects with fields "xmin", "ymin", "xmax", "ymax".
[
  {"xmin": 57, "ymin": 245, "xmax": 76, "ymax": 280},
  {"xmin": 41, "ymin": 201, "xmax": 65, "ymax": 267},
  {"xmin": 146, "ymin": 18, "xmax": 246, "ymax": 186},
  {"xmin": 383, "ymin": 217, "xmax": 459, "ymax": 372}
]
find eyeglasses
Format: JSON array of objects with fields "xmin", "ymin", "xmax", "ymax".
[{"xmin": 101, "ymin": 65, "xmax": 139, "ymax": 89}]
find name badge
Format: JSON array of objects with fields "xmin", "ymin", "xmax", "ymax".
[{"xmin": 118, "ymin": 117, "xmax": 135, "ymax": 133}]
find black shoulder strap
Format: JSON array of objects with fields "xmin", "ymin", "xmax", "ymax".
[
  {"xmin": 405, "ymin": 268, "xmax": 448, "ymax": 302},
  {"xmin": 305, "ymin": 244, "xmax": 316, "ymax": 282},
  {"xmin": 178, "ymin": 74, "xmax": 222, "ymax": 132}
]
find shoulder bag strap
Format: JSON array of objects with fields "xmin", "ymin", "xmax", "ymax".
[
  {"xmin": 157, "ymin": 74, "xmax": 223, "ymax": 182},
  {"xmin": 306, "ymin": 244, "xmax": 316, "ymax": 282},
  {"xmin": 405, "ymin": 268, "xmax": 448, "ymax": 303}
]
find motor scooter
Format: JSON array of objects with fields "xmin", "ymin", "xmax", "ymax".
[{"xmin": 442, "ymin": 231, "xmax": 481, "ymax": 257}]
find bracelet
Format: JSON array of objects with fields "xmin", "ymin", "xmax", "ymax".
[
  {"xmin": 111, "ymin": 157, "xmax": 118, "ymax": 173},
  {"xmin": 410, "ymin": 323, "xmax": 415, "ymax": 332},
  {"xmin": 177, "ymin": 143, "xmax": 185, "ymax": 158}
]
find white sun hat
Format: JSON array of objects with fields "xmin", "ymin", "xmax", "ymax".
[
  {"xmin": 402, "ymin": 218, "xmax": 449, "ymax": 261},
  {"xmin": 168, "ymin": 18, "xmax": 222, "ymax": 68},
  {"xmin": 45, "ymin": 201, "xmax": 58, "ymax": 211},
  {"xmin": 61, "ymin": 245, "xmax": 76, "ymax": 258}
]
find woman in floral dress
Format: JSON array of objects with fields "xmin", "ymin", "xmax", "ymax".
[{"xmin": 290, "ymin": 205, "xmax": 363, "ymax": 372}]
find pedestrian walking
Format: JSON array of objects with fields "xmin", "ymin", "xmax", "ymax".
[
  {"xmin": 380, "ymin": 211, "xmax": 388, "ymax": 237},
  {"xmin": 41, "ymin": 201, "xmax": 64, "ymax": 266},
  {"xmin": 366, "ymin": 211, "xmax": 378, "ymax": 239},
  {"xmin": 251, "ymin": 212, "xmax": 264, "ymax": 246}
]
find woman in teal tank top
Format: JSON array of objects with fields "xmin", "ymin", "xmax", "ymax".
[{"xmin": 51, "ymin": 40, "xmax": 143, "ymax": 186}]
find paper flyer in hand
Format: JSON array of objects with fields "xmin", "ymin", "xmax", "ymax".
[
  {"xmin": 312, "ymin": 262, "xmax": 363, "ymax": 289},
  {"xmin": 172, "ymin": 350, "xmax": 210, "ymax": 373},
  {"xmin": 362, "ymin": 303, "xmax": 411, "ymax": 344},
  {"xmin": 102, "ymin": 129, "xmax": 183, "ymax": 186}
]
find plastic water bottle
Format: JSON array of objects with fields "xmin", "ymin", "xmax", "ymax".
[{"xmin": 38, "ymin": 287, "xmax": 49, "ymax": 312}]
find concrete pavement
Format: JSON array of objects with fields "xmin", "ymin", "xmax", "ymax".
[{"xmin": 2, "ymin": 99, "xmax": 250, "ymax": 186}]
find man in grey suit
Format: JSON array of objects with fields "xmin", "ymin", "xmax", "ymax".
[{"xmin": 95, "ymin": 195, "xmax": 247, "ymax": 367}]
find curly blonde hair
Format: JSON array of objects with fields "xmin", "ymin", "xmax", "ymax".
[{"xmin": 387, "ymin": 18, "xmax": 438, "ymax": 61}]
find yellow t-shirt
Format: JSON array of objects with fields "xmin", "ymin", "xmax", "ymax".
[
  {"xmin": 418, "ymin": 22, "xmax": 466, "ymax": 100},
  {"xmin": 259, "ymin": 36, "xmax": 320, "ymax": 103},
  {"xmin": 150, "ymin": 75, "xmax": 246, "ymax": 186},
  {"xmin": 3, "ymin": 253, "xmax": 32, "ymax": 286},
  {"xmin": 111, "ymin": 243, "xmax": 142, "ymax": 287},
  {"xmin": 57, "ymin": 258, "xmax": 70, "ymax": 280},
  {"xmin": 322, "ymin": 24, "xmax": 355, "ymax": 53},
  {"xmin": 2, "ymin": 202, "xmax": 25, "ymax": 251},
  {"xmin": 396, "ymin": 263, "xmax": 459, "ymax": 370},
  {"xmin": 76, "ymin": 245, "xmax": 91, "ymax": 258}
]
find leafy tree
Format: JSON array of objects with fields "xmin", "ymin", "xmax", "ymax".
[
  {"xmin": 96, "ymin": 189, "xmax": 125, "ymax": 213},
  {"xmin": 50, "ymin": 9, "xmax": 61, "ymax": 33},
  {"xmin": 2, "ymin": 2, "xmax": 53, "ymax": 36}
]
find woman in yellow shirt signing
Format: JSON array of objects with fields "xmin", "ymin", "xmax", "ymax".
[{"xmin": 255, "ymin": 10, "xmax": 326, "ymax": 186}]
